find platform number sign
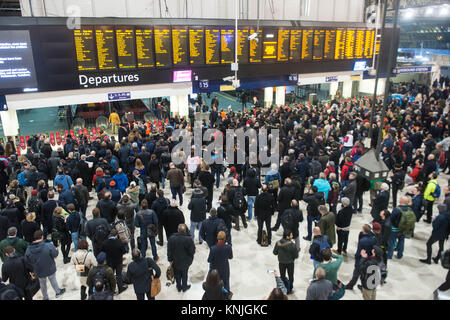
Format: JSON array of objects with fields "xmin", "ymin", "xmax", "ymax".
[
  {"xmin": 199, "ymin": 80, "xmax": 209, "ymax": 89},
  {"xmin": 288, "ymin": 74, "xmax": 298, "ymax": 82}
]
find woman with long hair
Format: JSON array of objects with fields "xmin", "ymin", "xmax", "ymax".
[
  {"xmin": 71, "ymin": 239, "xmax": 97, "ymax": 300},
  {"xmin": 202, "ymin": 269, "xmax": 226, "ymax": 300}
]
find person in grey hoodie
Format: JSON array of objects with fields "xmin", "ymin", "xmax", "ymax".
[
  {"xmin": 24, "ymin": 229, "xmax": 65, "ymax": 300},
  {"xmin": 306, "ymin": 266, "xmax": 333, "ymax": 300}
]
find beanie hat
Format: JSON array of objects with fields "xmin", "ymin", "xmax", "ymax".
[
  {"xmin": 96, "ymin": 252, "xmax": 107, "ymax": 264},
  {"xmin": 372, "ymin": 222, "xmax": 382, "ymax": 232},
  {"xmin": 31, "ymin": 190, "xmax": 38, "ymax": 196}
]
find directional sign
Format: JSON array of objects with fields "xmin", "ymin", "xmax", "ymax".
[{"xmin": 108, "ymin": 92, "xmax": 131, "ymax": 101}]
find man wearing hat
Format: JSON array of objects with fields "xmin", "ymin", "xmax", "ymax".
[
  {"xmin": 420, "ymin": 204, "xmax": 450, "ymax": 265},
  {"xmin": 86, "ymin": 251, "xmax": 116, "ymax": 297},
  {"xmin": 0, "ymin": 227, "xmax": 28, "ymax": 262},
  {"xmin": 107, "ymin": 180, "xmax": 121, "ymax": 204}
]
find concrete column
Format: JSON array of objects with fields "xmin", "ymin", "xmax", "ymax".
[
  {"xmin": 0, "ymin": 109, "xmax": 19, "ymax": 137},
  {"xmin": 275, "ymin": 86, "xmax": 286, "ymax": 106},
  {"xmin": 264, "ymin": 87, "xmax": 273, "ymax": 107},
  {"xmin": 329, "ymin": 81, "xmax": 339, "ymax": 98},
  {"xmin": 342, "ymin": 80, "xmax": 353, "ymax": 98},
  {"xmin": 170, "ymin": 95, "xmax": 179, "ymax": 117},
  {"xmin": 177, "ymin": 94, "xmax": 189, "ymax": 118}
]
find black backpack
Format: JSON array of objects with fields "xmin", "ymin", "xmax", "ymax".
[
  {"xmin": 91, "ymin": 266, "xmax": 110, "ymax": 291},
  {"xmin": 161, "ymin": 152, "xmax": 171, "ymax": 169},
  {"xmin": 442, "ymin": 249, "xmax": 450, "ymax": 269},
  {"xmin": 281, "ymin": 210, "xmax": 295, "ymax": 230},
  {"xmin": 93, "ymin": 224, "xmax": 109, "ymax": 243},
  {"xmin": 0, "ymin": 283, "xmax": 22, "ymax": 300},
  {"xmin": 232, "ymin": 187, "xmax": 247, "ymax": 212}
]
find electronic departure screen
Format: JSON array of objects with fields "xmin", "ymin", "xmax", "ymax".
[
  {"xmin": 74, "ymin": 28, "xmax": 97, "ymax": 71},
  {"xmin": 289, "ymin": 29, "xmax": 301, "ymax": 62},
  {"xmin": 262, "ymin": 29, "xmax": 277, "ymax": 63},
  {"xmin": 249, "ymin": 28, "xmax": 262, "ymax": 63},
  {"xmin": 313, "ymin": 29, "xmax": 325, "ymax": 60},
  {"xmin": 154, "ymin": 26, "xmax": 172, "ymax": 67},
  {"xmin": 323, "ymin": 29, "xmax": 336, "ymax": 60},
  {"xmin": 375, "ymin": 29, "xmax": 380, "ymax": 56},
  {"xmin": 172, "ymin": 26, "xmax": 188, "ymax": 66},
  {"xmin": 354, "ymin": 29, "xmax": 365, "ymax": 59},
  {"xmin": 135, "ymin": 28, "xmax": 155, "ymax": 68},
  {"xmin": 116, "ymin": 27, "xmax": 136, "ymax": 69},
  {"xmin": 365, "ymin": 29, "xmax": 375, "ymax": 58},
  {"xmin": 345, "ymin": 29, "xmax": 356, "ymax": 59},
  {"xmin": 335, "ymin": 28, "xmax": 346, "ymax": 60},
  {"xmin": 189, "ymin": 27, "xmax": 204, "ymax": 65},
  {"xmin": 221, "ymin": 28, "xmax": 235, "ymax": 64},
  {"xmin": 277, "ymin": 28, "xmax": 290, "ymax": 62},
  {"xmin": 95, "ymin": 26, "xmax": 117, "ymax": 70},
  {"xmin": 301, "ymin": 28, "xmax": 313, "ymax": 60},
  {"xmin": 0, "ymin": 30, "xmax": 37, "ymax": 90},
  {"xmin": 205, "ymin": 27, "xmax": 220, "ymax": 64},
  {"xmin": 237, "ymin": 28, "xmax": 249, "ymax": 64}
]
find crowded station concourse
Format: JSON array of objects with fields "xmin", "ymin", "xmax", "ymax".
[{"xmin": 0, "ymin": 78, "xmax": 448, "ymax": 301}]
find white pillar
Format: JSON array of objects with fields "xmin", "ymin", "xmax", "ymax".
[
  {"xmin": 358, "ymin": 78, "xmax": 386, "ymax": 96},
  {"xmin": 177, "ymin": 95, "xmax": 189, "ymax": 118},
  {"xmin": 0, "ymin": 109, "xmax": 19, "ymax": 137},
  {"xmin": 170, "ymin": 95, "xmax": 179, "ymax": 116},
  {"xmin": 275, "ymin": 86, "xmax": 286, "ymax": 106},
  {"xmin": 329, "ymin": 81, "xmax": 339, "ymax": 98},
  {"xmin": 342, "ymin": 80, "xmax": 353, "ymax": 98},
  {"xmin": 264, "ymin": 87, "xmax": 273, "ymax": 107}
]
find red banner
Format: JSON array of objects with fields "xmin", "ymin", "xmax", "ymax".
[
  {"xmin": 83, "ymin": 128, "xmax": 88, "ymax": 137},
  {"xmin": 97, "ymin": 127, "xmax": 101, "ymax": 134},
  {"xmin": 165, "ymin": 119, "xmax": 169, "ymax": 125},
  {"xmin": 78, "ymin": 128, "xmax": 82, "ymax": 137},
  {"xmin": 16, "ymin": 146, "xmax": 21, "ymax": 156},
  {"xmin": 70, "ymin": 129, "xmax": 74, "ymax": 137},
  {"xmin": 92, "ymin": 127, "xmax": 96, "ymax": 135},
  {"xmin": 25, "ymin": 136, "xmax": 29, "ymax": 146},
  {"xmin": 20, "ymin": 136, "xmax": 25, "ymax": 149},
  {"xmin": 56, "ymin": 131, "xmax": 61, "ymax": 145},
  {"xmin": 50, "ymin": 132, "xmax": 55, "ymax": 146}
]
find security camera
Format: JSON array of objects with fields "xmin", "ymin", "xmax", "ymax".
[
  {"xmin": 248, "ymin": 33, "xmax": 258, "ymax": 42},
  {"xmin": 223, "ymin": 75, "xmax": 235, "ymax": 82},
  {"xmin": 368, "ymin": 68, "xmax": 377, "ymax": 76},
  {"xmin": 232, "ymin": 79, "xmax": 240, "ymax": 89}
]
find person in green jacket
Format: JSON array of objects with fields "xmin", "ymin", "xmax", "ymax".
[
  {"xmin": 313, "ymin": 248, "xmax": 344, "ymax": 285},
  {"xmin": 423, "ymin": 173, "xmax": 439, "ymax": 223},
  {"xmin": 273, "ymin": 229, "xmax": 299, "ymax": 295},
  {"xmin": 318, "ymin": 205, "xmax": 336, "ymax": 245},
  {"xmin": 0, "ymin": 227, "xmax": 28, "ymax": 262}
]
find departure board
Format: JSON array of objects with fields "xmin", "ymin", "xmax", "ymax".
[
  {"xmin": 172, "ymin": 26, "xmax": 188, "ymax": 66},
  {"xmin": 189, "ymin": 27, "xmax": 204, "ymax": 65},
  {"xmin": 135, "ymin": 28, "xmax": 155, "ymax": 68},
  {"xmin": 262, "ymin": 29, "xmax": 277, "ymax": 63},
  {"xmin": 375, "ymin": 29, "xmax": 380, "ymax": 56},
  {"xmin": 74, "ymin": 28, "xmax": 97, "ymax": 71},
  {"xmin": 354, "ymin": 29, "xmax": 365, "ymax": 59},
  {"xmin": 116, "ymin": 27, "xmax": 136, "ymax": 69},
  {"xmin": 154, "ymin": 26, "xmax": 172, "ymax": 67},
  {"xmin": 221, "ymin": 28, "xmax": 235, "ymax": 64},
  {"xmin": 323, "ymin": 29, "xmax": 336, "ymax": 60},
  {"xmin": 95, "ymin": 26, "xmax": 117, "ymax": 70},
  {"xmin": 237, "ymin": 28, "xmax": 249, "ymax": 64},
  {"xmin": 301, "ymin": 28, "xmax": 313, "ymax": 60},
  {"xmin": 249, "ymin": 28, "xmax": 262, "ymax": 63},
  {"xmin": 205, "ymin": 27, "xmax": 220, "ymax": 65},
  {"xmin": 345, "ymin": 29, "xmax": 356, "ymax": 59},
  {"xmin": 335, "ymin": 28, "xmax": 346, "ymax": 60},
  {"xmin": 313, "ymin": 29, "xmax": 325, "ymax": 60},
  {"xmin": 277, "ymin": 29, "xmax": 290, "ymax": 62},
  {"xmin": 364, "ymin": 29, "xmax": 375, "ymax": 58},
  {"xmin": 289, "ymin": 29, "xmax": 302, "ymax": 62}
]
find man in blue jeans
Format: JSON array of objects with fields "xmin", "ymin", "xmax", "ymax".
[
  {"xmin": 387, "ymin": 196, "xmax": 412, "ymax": 260},
  {"xmin": 188, "ymin": 188, "xmax": 207, "ymax": 244},
  {"xmin": 66, "ymin": 204, "xmax": 81, "ymax": 251},
  {"xmin": 243, "ymin": 168, "xmax": 261, "ymax": 221},
  {"xmin": 166, "ymin": 163, "xmax": 184, "ymax": 206},
  {"xmin": 303, "ymin": 186, "xmax": 323, "ymax": 241}
]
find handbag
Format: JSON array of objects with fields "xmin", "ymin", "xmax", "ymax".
[
  {"xmin": 150, "ymin": 276, "xmax": 161, "ymax": 297},
  {"xmin": 147, "ymin": 224, "xmax": 158, "ymax": 237},
  {"xmin": 75, "ymin": 252, "xmax": 90, "ymax": 277},
  {"xmin": 166, "ymin": 264, "xmax": 175, "ymax": 284}
]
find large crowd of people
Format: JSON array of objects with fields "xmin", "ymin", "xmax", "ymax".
[{"xmin": 0, "ymin": 80, "xmax": 449, "ymax": 301}]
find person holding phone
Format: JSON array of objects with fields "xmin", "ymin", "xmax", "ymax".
[{"xmin": 273, "ymin": 229, "xmax": 298, "ymax": 295}]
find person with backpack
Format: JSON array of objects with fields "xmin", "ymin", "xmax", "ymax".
[
  {"xmin": 281, "ymin": 200, "xmax": 303, "ymax": 251},
  {"xmin": 101, "ymin": 228, "xmax": 128, "ymax": 294},
  {"xmin": 200, "ymin": 208, "xmax": 227, "ymax": 249},
  {"xmin": 126, "ymin": 248, "xmax": 161, "ymax": 300},
  {"xmin": 135, "ymin": 199, "xmax": 159, "ymax": 261},
  {"xmin": 72, "ymin": 178, "xmax": 89, "ymax": 220},
  {"xmin": 265, "ymin": 163, "xmax": 281, "ymax": 206},
  {"xmin": 309, "ymin": 227, "xmax": 332, "ymax": 267},
  {"xmin": 357, "ymin": 247, "xmax": 385, "ymax": 300},
  {"xmin": 41, "ymin": 191, "xmax": 57, "ymax": 239},
  {"xmin": 27, "ymin": 190, "xmax": 43, "ymax": 229},
  {"xmin": 53, "ymin": 168, "xmax": 73, "ymax": 191},
  {"xmin": 272, "ymin": 178, "xmax": 296, "ymax": 232},
  {"xmin": 420, "ymin": 204, "xmax": 450, "ymax": 265},
  {"xmin": 1, "ymin": 246, "xmax": 34, "ymax": 300},
  {"xmin": 96, "ymin": 191, "xmax": 118, "ymax": 225},
  {"xmin": 345, "ymin": 224, "xmax": 377, "ymax": 290},
  {"xmin": 317, "ymin": 205, "xmax": 336, "ymax": 247},
  {"xmin": 86, "ymin": 251, "xmax": 116, "ymax": 298},
  {"xmin": 303, "ymin": 186, "xmax": 325, "ymax": 241},
  {"xmin": 254, "ymin": 184, "xmax": 276, "ymax": 246},
  {"xmin": 25, "ymin": 230, "xmax": 66, "ymax": 300},
  {"xmin": 423, "ymin": 172, "xmax": 441, "ymax": 224},
  {"xmin": 65, "ymin": 203, "xmax": 81, "ymax": 252},
  {"xmin": 71, "ymin": 239, "xmax": 97, "ymax": 300},
  {"xmin": 228, "ymin": 179, "xmax": 248, "ymax": 231},
  {"xmin": 85, "ymin": 208, "xmax": 111, "ymax": 257},
  {"xmin": 333, "ymin": 197, "xmax": 353, "ymax": 256},
  {"xmin": 188, "ymin": 188, "xmax": 208, "ymax": 244},
  {"xmin": 387, "ymin": 196, "xmax": 416, "ymax": 260},
  {"xmin": 208, "ymin": 231, "xmax": 233, "ymax": 293},
  {"xmin": 114, "ymin": 211, "xmax": 131, "ymax": 253},
  {"xmin": 151, "ymin": 190, "xmax": 170, "ymax": 247},
  {"xmin": 273, "ymin": 229, "xmax": 298, "ymax": 295}
]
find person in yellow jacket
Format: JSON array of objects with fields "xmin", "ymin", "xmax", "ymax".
[
  {"xmin": 423, "ymin": 172, "xmax": 439, "ymax": 223},
  {"xmin": 109, "ymin": 109, "xmax": 120, "ymax": 135}
]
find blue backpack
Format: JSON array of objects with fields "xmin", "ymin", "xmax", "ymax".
[
  {"xmin": 431, "ymin": 182, "xmax": 441, "ymax": 199},
  {"xmin": 17, "ymin": 172, "xmax": 29, "ymax": 186},
  {"xmin": 310, "ymin": 235, "xmax": 330, "ymax": 260}
]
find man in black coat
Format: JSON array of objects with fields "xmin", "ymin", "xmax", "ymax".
[
  {"xmin": 188, "ymin": 188, "xmax": 208, "ymax": 244},
  {"xmin": 420, "ymin": 204, "xmax": 450, "ymax": 265},
  {"xmin": 272, "ymin": 178, "xmax": 296, "ymax": 231},
  {"xmin": 370, "ymin": 183, "xmax": 390, "ymax": 223},
  {"xmin": 390, "ymin": 163, "xmax": 406, "ymax": 208},
  {"xmin": 96, "ymin": 192, "xmax": 118, "ymax": 224},
  {"xmin": 254, "ymin": 184, "xmax": 276, "ymax": 245},
  {"xmin": 72, "ymin": 178, "xmax": 89, "ymax": 219},
  {"xmin": 85, "ymin": 208, "xmax": 111, "ymax": 257},
  {"xmin": 1, "ymin": 246, "xmax": 33, "ymax": 300},
  {"xmin": 167, "ymin": 224, "xmax": 196, "ymax": 292},
  {"xmin": 101, "ymin": 229, "xmax": 127, "ymax": 294},
  {"xmin": 151, "ymin": 190, "xmax": 170, "ymax": 246},
  {"xmin": 0, "ymin": 214, "xmax": 9, "ymax": 241},
  {"xmin": 303, "ymin": 186, "xmax": 324, "ymax": 241},
  {"xmin": 41, "ymin": 191, "xmax": 58, "ymax": 238},
  {"xmin": 281, "ymin": 199, "xmax": 303, "ymax": 250},
  {"xmin": 279, "ymin": 156, "xmax": 294, "ymax": 187},
  {"xmin": 341, "ymin": 172, "xmax": 357, "ymax": 212},
  {"xmin": 200, "ymin": 208, "xmax": 226, "ymax": 248},
  {"xmin": 160, "ymin": 200, "xmax": 185, "ymax": 242},
  {"xmin": 126, "ymin": 248, "xmax": 161, "ymax": 300},
  {"xmin": 333, "ymin": 197, "xmax": 353, "ymax": 255}
]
